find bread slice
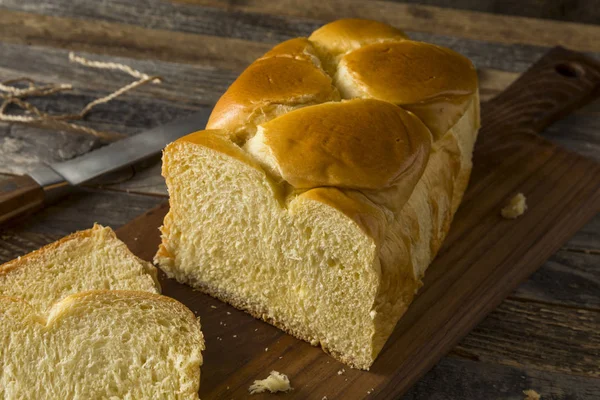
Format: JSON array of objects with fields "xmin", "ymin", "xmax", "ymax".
[
  {"xmin": 0, "ymin": 224, "xmax": 160, "ymax": 313},
  {"xmin": 156, "ymin": 18, "xmax": 480, "ymax": 369},
  {"xmin": 0, "ymin": 290, "xmax": 204, "ymax": 399}
]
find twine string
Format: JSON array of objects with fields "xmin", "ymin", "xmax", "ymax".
[{"xmin": 0, "ymin": 52, "xmax": 162, "ymax": 141}]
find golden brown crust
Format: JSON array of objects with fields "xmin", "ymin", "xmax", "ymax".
[
  {"xmin": 309, "ymin": 18, "xmax": 408, "ymax": 58},
  {"xmin": 0, "ymin": 224, "xmax": 162, "ymax": 299},
  {"xmin": 206, "ymin": 52, "xmax": 339, "ymax": 136},
  {"xmin": 259, "ymin": 37, "xmax": 320, "ymax": 63},
  {"xmin": 176, "ymin": 129, "xmax": 262, "ymax": 170},
  {"xmin": 337, "ymin": 41, "xmax": 478, "ymax": 139},
  {"xmin": 0, "ymin": 225, "xmax": 97, "ymax": 277},
  {"xmin": 258, "ymin": 99, "xmax": 431, "ymax": 190}
]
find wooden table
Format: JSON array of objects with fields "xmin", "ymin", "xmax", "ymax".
[{"xmin": 0, "ymin": 1, "xmax": 598, "ymax": 398}]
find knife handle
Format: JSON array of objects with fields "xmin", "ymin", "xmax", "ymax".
[{"xmin": 0, "ymin": 175, "xmax": 45, "ymax": 224}]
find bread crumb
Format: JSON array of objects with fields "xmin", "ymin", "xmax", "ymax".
[
  {"xmin": 217, "ymin": 337, "xmax": 222, "ymax": 341},
  {"xmin": 265, "ymin": 347, "xmax": 268, "ymax": 352},
  {"xmin": 279, "ymin": 356, "xmax": 283, "ymax": 359},
  {"xmin": 255, "ymin": 328, "xmax": 258, "ymax": 332},
  {"xmin": 322, "ymin": 397, "xmax": 328, "ymax": 400},
  {"xmin": 501, "ymin": 193, "xmax": 527, "ymax": 219},
  {"xmin": 249, "ymin": 371, "xmax": 292, "ymax": 394},
  {"xmin": 337, "ymin": 368, "xmax": 345, "ymax": 375},
  {"xmin": 227, "ymin": 311, "xmax": 231, "ymax": 315},
  {"xmin": 233, "ymin": 335, "xmax": 237, "ymax": 338},
  {"xmin": 523, "ymin": 389, "xmax": 541, "ymax": 400},
  {"xmin": 210, "ymin": 305, "xmax": 217, "ymax": 309}
]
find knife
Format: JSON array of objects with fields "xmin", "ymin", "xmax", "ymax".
[{"xmin": 0, "ymin": 109, "xmax": 212, "ymax": 224}]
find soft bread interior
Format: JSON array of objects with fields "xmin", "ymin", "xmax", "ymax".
[
  {"xmin": 158, "ymin": 136, "xmax": 380, "ymax": 366},
  {"xmin": 0, "ymin": 291, "xmax": 203, "ymax": 400},
  {"xmin": 0, "ymin": 224, "xmax": 160, "ymax": 314}
]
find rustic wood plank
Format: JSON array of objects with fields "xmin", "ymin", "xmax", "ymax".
[
  {"xmin": 176, "ymin": 0, "xmax": 600, "ymax": 52},
  {"xmin": 405, "ymin": 357, "xmax": 600, "ymax": 399},
  {"xmin": 384, "ymin": 0, "xmax": 600, "ymax": 25},
  {"xmin": 565, "ymin": 213, "xmax": 600, "ymax": 252},
  {"xmin": 453, "ymin": 299, "xmax": 600, "ymax": 377},
  {"xmin": 513, "ymin": 250, "xmax": 600, "ymax": 308},
  {"xmin": 1, "ymin": 4, "xmax": 598, "ymax": 75},
  {"xmin": 0, "ymin": 41, "xmax": 238, "ymax": 107},
  {"xmin": 0, "ymin": 9, "xmax": 269, "ymax": 71}
]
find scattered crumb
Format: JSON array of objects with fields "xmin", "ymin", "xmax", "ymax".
[
  {"xmin": 279, "ymin": 356, "xmax": 283, "ymax": 359},
  {"xmin": 523, "ymin": 389, "xmax": 541, "ymax": 400},
  {"xmin": 265, "ymin": 347, "xmax": 269, "ymax": 352},
  {"xmin": 337, "ymin": 368, "xmax": 345, "ymax": 375},
  {"xmin": 249, "ymin": 371, "xmax": 292, "ymax": 394},
  {"xmin": 501, "ymin": 193, "xmax": 527, "ymax": 219},
  {"xmin": 210, "ymin": 305, "xmax": 217, "ymax": 309},
  {"xmin": 134, "ymin": 237, "xmax": 138, "ymax": 241},
  {"xmin": 226, "ymin": 386, "xmax": 230, "ymax": 390},
  {"xmin": 233, "ymin": 335, "xmax": 237, "ymax": 338},
  {"xmin": 322, "ymin": 397, "xmax": 328, "ymax": 400},
  {"xmin": 220, "ymin": 321, "xmax": 223, "ymax": 325},
  {"xmin": 255, "ymin": 328, "xmax": 258, "ymax": 332},
  {"xmin": 217, "ymin": 337, "xmax": 222, "ymax": 341},
  {"xmin": 367, "ymin": 388, "xmax": 375, "ymax": 395},
  {"xmin": 227, "ymin": 311, "xmax": 231, "ymax": 315}
]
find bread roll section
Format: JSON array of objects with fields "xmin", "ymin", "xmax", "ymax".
[{"xmin": 156, "ymin": 18, "xmax": 480, "ymax": 369}]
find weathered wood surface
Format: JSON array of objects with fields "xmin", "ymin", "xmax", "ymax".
[
  {"xmin": 384, "ymin": 0, "xmax": 600, "ymax": 25},
  {"xmin": 0, "ymin": 0, "xmax": 599, "ymax": 398}
]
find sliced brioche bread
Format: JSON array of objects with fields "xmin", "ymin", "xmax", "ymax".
[
  {"xmin": 0, "ymin": 224, "xmax": 159, "ymax": 313},
  {"xmin": 0, "ymin": 290, "xmax": 204, "ymax": 399}
]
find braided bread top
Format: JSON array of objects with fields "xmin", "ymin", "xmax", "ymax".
[{"xmin": 190, "ymin": 19, "xmax": 477, "ymax": 222}]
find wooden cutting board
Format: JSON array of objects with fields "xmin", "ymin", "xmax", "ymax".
[{"xmin": 116, "ymin": 47, "xmax": 600, "ymax": 400}]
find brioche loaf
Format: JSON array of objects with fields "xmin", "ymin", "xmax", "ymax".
[
  {"xmin": 156, "ymin": 18, "xmax": 480, "ymax": 369},
  {"xmin": 0, "ymin": 225, "xmax": 205, "ymax": 398}
]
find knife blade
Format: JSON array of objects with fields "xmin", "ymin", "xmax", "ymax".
[{"xmin": 0, "ymin": 108, "xmax": 212, "ymax": 224}]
